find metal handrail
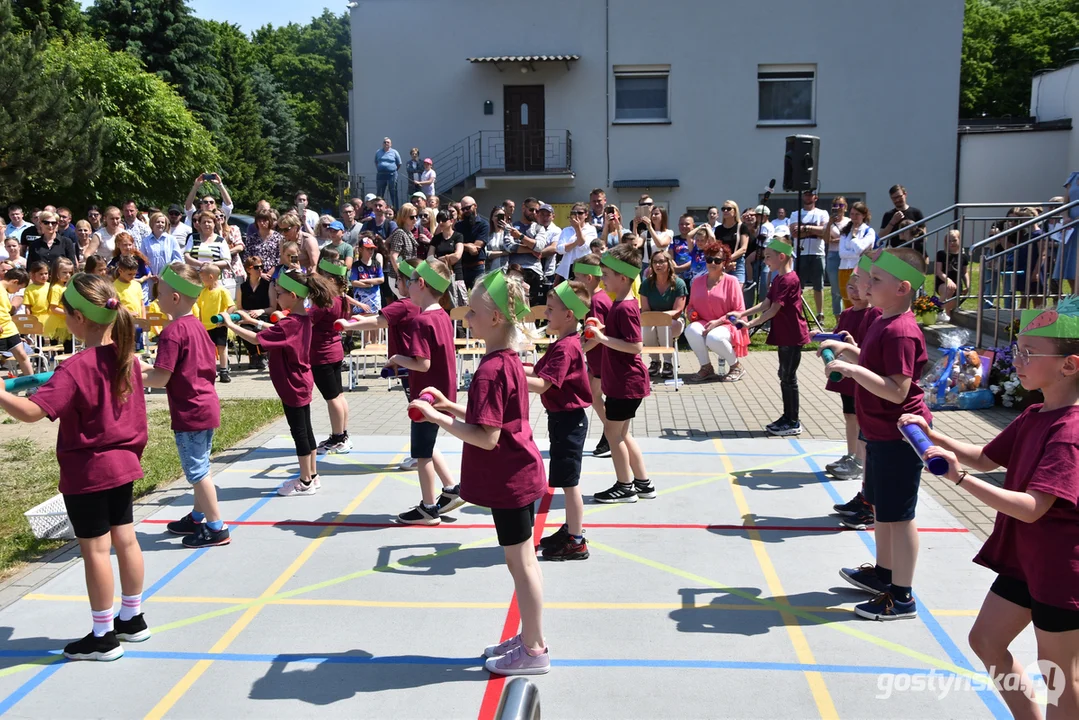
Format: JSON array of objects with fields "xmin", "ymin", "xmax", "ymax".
[
  {"xmin": 495, "ymin": 678, "xmax": 540, "ymax": 720},
  {"xmin": 968, "ymin": 198, "xmax": 1079, "ymax": 253},
  {"xmin": 876, "ymin": 202, "xmax": 1062, "ymax": 248},
  {"xmin": 982, "ymin": 215, "xmax": 1079, "ymax": 263}
]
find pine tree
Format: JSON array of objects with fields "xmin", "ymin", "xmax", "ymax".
[
  {"xmin": 10, "ymin": 0, "xmax": 87, "ymax": 39},
  {"xmin": 249, "ymin": 62, "xmax": 300, "ymax": 203}
]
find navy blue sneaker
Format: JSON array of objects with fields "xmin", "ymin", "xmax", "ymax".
[
  {"xmin": 854, "ymin": 592, "xmax": 918, "ymax": 621},
  {"xmin": 834, "ymin": 491, "xmax": 869, "ymax": 516},
  {"xmin": 840, "ymin": 507, "xmax": 874, "ymax": 531},
  {"xmin": 839, "ymin": 564, "xmax": 889, "ymax": 594}
]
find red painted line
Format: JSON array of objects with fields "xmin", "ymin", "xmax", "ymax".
[
  {"xmin": 140, "ymin": 518, "xmax": 968, "ymax": 533},
  {"xmin": 476, "ymin": 489, "xmax": 554, "ymax": 720}
]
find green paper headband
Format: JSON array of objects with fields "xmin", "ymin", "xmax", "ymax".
[
  {"xmin": 1020, "ymin": 298, "xmax": 1079, "ymax": 339},
  {"xmin": 600, "ymin": 252, "xmax": 641, "ymax": 280},
  {"xmin": 318, "ymin": 259, "xmax": 348, "ymax": 277},
  {"xmin": 858, "ymin": 254, "xmax": 873, "ymax": 273},
  {"xmin": 161, "ymin": 266, "xmax": 202, "ymax": 299},
  {"xmin": 482, "ymin": 270, "xmax": 529, "ymax": 323},
  {"xmin": 766, "ymin": 238, "xmax": 794, "ymax": 257},
  {"xmin": 573, "ymin": 262, "xmax": 602, "ymax": 277},
  {"xmin": 397, "ymin": 259, "xmax": 415, "ymax": 279},
  {"xmin": 414, "ymin": 260, "xmax": 451, "ymax": 294},
  {"xmin": 873, "ymin": 251, "xmax": 925, "ymax": 287},
  {"xmin": 63, "ymin": 276, "xmax": 117, "ymax": 325},
  {"xmin": 554, "ymin": 281, "xmax": 589, "ymax": 320},
  {"xmin": 277, "ymin": 272, "xmax": 309, "ymax": 298}
]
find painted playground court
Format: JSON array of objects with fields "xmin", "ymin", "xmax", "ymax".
[{"xmin": 0, "ymin": 433, "xmax": 1044, "ymax": 719}]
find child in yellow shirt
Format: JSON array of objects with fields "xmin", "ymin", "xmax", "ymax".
[
  {"xmin": 23, "ymin": 262, "xmax": 50, "ymax": 326},
  {"xmin": 0, "ymin": 268, "xmax": 32, "ymax": 377},
  {"xmin": 196, "ymin": 264, "xmax": 236, "ymax": 382},
  {"xmin": 113, "ymin": 256, "xmax": 146, "ymax": 318},
  {"xmin": 43, "ymin": 257, "xmax": 75, "ymax": 347}
]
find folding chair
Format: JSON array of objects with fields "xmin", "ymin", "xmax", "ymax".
[
  {"xmin": 12, "ymin": 316, "xmax": 62, "ymax": 373},
  {"xmin": 639, "ymin": 311, "xmax": 681, "ymax": 390},
  {"xmin": 449, "ymin": 306, "xmax": 486, "ymax": 380},
  {"xmin": 346, "ymin": 326, "xmax": 389, "ymax": 390}
]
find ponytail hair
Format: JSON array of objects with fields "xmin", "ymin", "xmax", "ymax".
[
  {"xmin": 281, "ymin": 270, "xmax": 336, "ymax": 309},
  {"xmin": 475, "ymin": 270, "xmax": 535, "ymax": 349},
  {"xmin": 316, "ymin": 248, "xmax": 349, "ymax": 295},
  {"xmin": 60, "ymin": 273, "xmax": 137, "ymax": 402}
]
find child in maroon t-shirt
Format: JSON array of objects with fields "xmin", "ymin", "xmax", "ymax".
[
  {"xmin": 223, "ymin": 271, "xmax": 338, "ymax": 497},
  {"xmin": 0, "ymin": 273, "xmax": 148, "ymax": 661},
  {"xmin": 143, "ymin": 263, "xmax": 229, "ymax": 549},
  {"xmin": 526, "ymin": 281, "xmax": 593, "ymax": 561},
  {"xmin": 390, "ymin": 259, "xmax": 461, "ymax": 526},
  {"xmin": 824, "ymin": 270, "xmax": 871, "ymax": 481},
  {"xmin": 410, "ymin": 270, "xmax": 549, "ymax": 676},
  {"xmin": 739, "ymin": 238, "xmax": 810, "ymax": 436},
  {"xmin": 310, "ymin": 254, "xmax": 360, "ymax": 455},
  {"xmin": 573, "ymin": 253, "xmax": 612, "ymax": 458},
  {"xmin": 902, "ymin": 300, "xmax": 1079, "ymax": 718}
]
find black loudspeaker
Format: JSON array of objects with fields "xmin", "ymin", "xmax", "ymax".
[{"xmin": 783, "ymin": 135, "xmax": 819, "ymax": 192}]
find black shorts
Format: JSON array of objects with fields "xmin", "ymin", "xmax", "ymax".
[
  {"xmin": 799, "ymin": 255, "xmax": 825, "ymax": 291},
  {"xmin": 548, "ymin": 409, "xmax": 587, "ymax": 488},
  {"xmin": 841, "ymin": 393, "xmax": 856, "ymax": 415},
  {"xmin": 312, "ymin": 361, "xmax": 343, "ymax": 401},
  {"xmin": 863, "ymin": 439, "xmax": 922, "ymax": 522},
  {"xmin": 410, "ymin": 419, "xmax": 438, "ymax": 459},
  {"xmin": 492, "ymin": 503, "xmax": 536, "ymax": 547},
  {"xmin": 63, "ymin": 482, "xmax": 135, "ymax": 539},
  {"xmin": 990, "ymin": 574, "xmax": 1079, "ymax": 633},
  {"xmin": 0, "ymin": 334, "xmax": 22, "ymax": 352},
  {"xmin": 605, "ymin": 397, "xmax": 642, "ymax": 422},
  {"xmin": 207, "ymin": 326, "xmax": 229, "ymax": 348}
]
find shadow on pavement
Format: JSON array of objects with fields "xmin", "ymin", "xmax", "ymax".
[{"xmin": 669, "ymin": 588, "xmax": 857, "ymax": 636}]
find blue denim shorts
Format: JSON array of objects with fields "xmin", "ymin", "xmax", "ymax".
[{"xmin": 174, "ymin": 429, "xmax": 215, "ymax": 484}]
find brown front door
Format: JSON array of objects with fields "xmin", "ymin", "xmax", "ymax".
[{"xmin": 503, "ymin": 85, "xmax": 545, "ymax": 172}]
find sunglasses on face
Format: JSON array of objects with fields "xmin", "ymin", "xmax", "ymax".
[
  {"xmin": 251, "ymin": 264, "xmax": 263, "ymax": 269},
  {"xmin": 722, "ymin": 207, "xmax": 734, "ymax": 212},
  {"xmin": 408, "ymin": 214, "xmax": 417, "ymax": 219},
  {"xmin": 41, "ymin": 220, "xmax": 57, "ymax": 226},
  {"xmin": 571, "ymin": 211, "xmax": 587, "ymax": 216},
  {"xmin": 706, "ymin": 257, "xmax": 726, "ymax": 265},
  {"xmin": 832, "ymin": 204, "xmax": 846, "ymax": 210}
]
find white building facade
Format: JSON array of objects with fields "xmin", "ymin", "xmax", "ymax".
[{"xmin": 349, "ymin": 0, "xmax": 964, "ymax": 220}]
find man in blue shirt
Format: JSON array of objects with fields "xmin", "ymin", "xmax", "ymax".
[
  {"xmin": 4, "ymin": 205, "xmax": 33, "ymax": 242},
  {"xmin": 361, "ymin": 197, "xmax": 398, "ymax": 240},
  {"xmin": 374, "ymin": 137, "xmax": 403, "ymax": 209}
]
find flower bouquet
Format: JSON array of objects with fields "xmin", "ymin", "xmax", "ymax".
[
  {"xmin": 912, "ymin": 294, "xmax": 943, "ymax": 324},
  {"xmin": 986, "ymin": 343, "xmax": 1043, "ymax": 409}
]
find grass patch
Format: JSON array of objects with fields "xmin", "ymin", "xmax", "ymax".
[{"xmin": 0, "ymin": 398, "xmax": 282, "ymax": 577}]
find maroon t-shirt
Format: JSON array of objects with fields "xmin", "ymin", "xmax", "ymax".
[
  {"xmin": 601, "ymin": 299, "xmax": 651, "ymax": 400},
  {"xmin": 979, "ymin": 405, "xmax": 1079, "ymax": 610},
  {"xmin": 585, "ymin": 292, "xmax": 612, "ymax": 379},
  {"xmin": 855, "ymin": 311, "xmax": 931, "ymax": 441},
  {"xmin": 403, "ymin": 308, "xmax": 457, "ymax": 402},
  {"xmin": 461, "ymin": 349, "xmax": 547, "ymax": 510},
  {"xmin": 825, "ymin": 306, "xmax": 869, "ymax": 397},
  {"xmin": 259, "ymin": 313, "xmax": 313, "ymax": 407},
  {"xmin": 534, "ymin": 333, "xmax": 591, "ymax": 412},
  {"xmin": 381, "ymin": 299, "xmax": 420, "ymax": 359},
  {"xmin": 766, "ymin": 271, "xmax": 810, "ymax": 347},
  {"xmin": 153, "ymin": 314, "xmax": 221, "ymax": 432},
  {"xmin": 309, "ymin": 296, "xmax": 350, "ymax": 367},
  {"xmin": 858, "ymin": 306, "xmax": 883, "ymax": 338},
  {"xmin": 32, "ymin": 345, "xmax": 147, "ymax": 495}
]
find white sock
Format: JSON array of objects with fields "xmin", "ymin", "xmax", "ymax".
[
  {"xmin": 91, "ymin": 608, "xmax": 113, "ymax": 637},
  {"xmin": 118, "ymin": 593, "xmax": 142, "ymax": 621}
]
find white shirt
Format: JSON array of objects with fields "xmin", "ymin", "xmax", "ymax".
[
  {"xmin": 169, "ymin": 221, "xmax": 192, "ymax": 245},
  {"xmin": 838, "ymin": 223, "xmax": 877, "ymax": 269},
  {"xmin": 184, "ymin": 203, "xmax": 233, "ymax": 228},
  {"xmin": 420, "ymin": 169, "xmax": 436, "ymax": 196},
  {"xmin": 95, "ymin": 226, "xmax": 121, "ymax": 254},
  {"xmin": 123, "ymin": 218, "xmax": 152, "ymax": 243},
  {"xmin": 303, "ymin": 209, "xmax": 319, "ymax": 234},
  {"xmin": 771, "ymin": 217, "xmax": 790, "ymax": 229},
  {"xmin": 536, "ymin": 222, "xmax": 561, "ymax": 277},
  {"xmin": 555, "ymin": 224, "xmax": 598, "ymax": 279},
  {"xmin": 787, "ymin": 207, "xmax": 830, "ymax": 256}
]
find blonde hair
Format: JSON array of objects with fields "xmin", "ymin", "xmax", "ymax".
[
  {"xmin": 474, "ymin": 271, "xmax": 534, "ymax": 349},
  {"xmin": 277, "ymin": 214, "xmax": 302, "ymax": 233},
  {"xmin": 396, "ymin": 203, "xmax": 418, "ymax": 227}
]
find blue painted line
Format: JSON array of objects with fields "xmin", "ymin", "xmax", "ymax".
[
  {"xmin": 249, "ymin": 447, "xmax": 840, "ymax": 459},
  {"xmin": 789, "ymin": 439, "xmax": 1010, "ymax": 719},
  {"xmin": 0, "ymin": 649, "xmax": 962, "ymax": 677},
  {"xmin": 0, "ymin": 475, "xmax": 291, "ymax": 717}
]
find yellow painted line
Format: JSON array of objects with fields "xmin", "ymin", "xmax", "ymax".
[
  {"xmin": 142, "ymin": 450, "xmax": 397, "ymax": 720},
  {"xmin": 711, "ymin": 439, "xmax": 838, "ymax": 720}
]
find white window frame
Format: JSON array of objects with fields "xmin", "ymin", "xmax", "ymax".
[
  {"xmin": 757, "ymin": 64, "xmax": 816, "ymax": 126},
  {"xmin": 613, "ymin": 65, "xmax": 671, "ymax": 124}
]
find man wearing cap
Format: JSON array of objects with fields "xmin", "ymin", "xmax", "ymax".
[
  {"xmin": 167, "ymin": 204, "xmax": 192, "ymax": 244},
  {"xmin": 504, "ymin": 197, "xmax": 548, "ymax": 305},
  {"xmin": 744, "ymin": 204, "xmax": 774, "ymax": 294},
  {"xmin": 535, "ymin": 203, "xmax": 562, "ymax": 293},
  {"xmin": 361, "ymin": 198, "xmax": 398, "ymax": 241},
  {"xmin": 415, "ymin": 158, "xmax": 436, "ymax": 198},
  {"xmin": 362, "ymin": 193, "xmax": 378, "ymax": 220},
  {"xmin": 788, "ymin": 188, "xmax": 829, "ymax": 325},
  {"xmin": 454, "ymin": 195, "xmax": 489, "ymax": 289},
  {"xmin": 322, "ymin": 220, "xmax": 355, "ymax": 270},
  {"xmin": 340, "ymin": 203, "xmax": 361, "ymax": 247},
  {"xmin": 374, "ymin": 137, "xmax": 402, "ymax": 208},
  {"xmin": 411, "ymin": 192, "xmax": 436, "ymax": 233}
]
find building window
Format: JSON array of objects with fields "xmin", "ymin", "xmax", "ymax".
[
  {"xmin": 758, "ymin": 65, "xmax": 815, "ymax": 124},
  {"xmin": 614, "ymin": 66, "xmax": 670, "ymax": 123}
]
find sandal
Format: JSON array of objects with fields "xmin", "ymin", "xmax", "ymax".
[
  {"xmin": 689, "ymin": 366, "xmax": 716, "ymax": 384},
  {"xmin": 721, "ymin": 364, "xmax": 745, "ymax": 383}
]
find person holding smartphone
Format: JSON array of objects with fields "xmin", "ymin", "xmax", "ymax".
[
  {"xmin": 486, "ymin": 206, "xmax": 510, "ymax": 273},
  {"xmin": 603, "ymin": 205, "xmax": 624, "ymax": 247},
  {"xmin": 182, "ymin": 173, "xmax": 233, "ymax": 228}
]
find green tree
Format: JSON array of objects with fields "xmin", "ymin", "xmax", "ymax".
[
  {"xmin": 0, "ymin": 0, "xmax": 104, "ymax": 203},
  {"xmin": 9, "ymin": 0, "xmax": 87, "ymax": 39},
  {"xmin": 85, "ymin": 0, "xmax": 226, "ymax": 135},
  {"xmin": 249, "ymin": 62, "xmax": 301, "ymax": 203},
  {"xmin": 41, "ymin": 37, "xmax": 219, "ymax": 208}
]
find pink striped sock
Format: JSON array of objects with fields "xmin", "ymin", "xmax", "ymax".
[
  {"xmin": 118, "ymin": 593, "xmax": 142, "ymax": 621},
  {"xmin": 91, "ymin": 609, "xmax": 113, "ymax": 637}
]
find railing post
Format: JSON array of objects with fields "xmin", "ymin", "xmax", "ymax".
[{"xmin": 494, "ymin": 677, "xmax": 540, "ymax": 720}]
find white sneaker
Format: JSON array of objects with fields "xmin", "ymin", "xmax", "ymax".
[
  {"xmin": 277, "ymin": 478, "xmax": 318, "ymax": 496},
  {"xmin": 399, "ymin": 457, "xmax": 418, "ymax": 470},
  {"xmin": 324, "ymin": 435, "xmax": 353, "ymax": 454}
]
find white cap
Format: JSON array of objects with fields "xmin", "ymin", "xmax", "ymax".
[
  {"xmin": 364, "ymin": 193, "xmax": 377, "ymax": 202},
  {"xmin": 753, "ymin": 205, "xmax": 770, "ymax": 216},
  {"xmin": 773, "ymin": 224, "xmax": 791, "ymax": 237}
]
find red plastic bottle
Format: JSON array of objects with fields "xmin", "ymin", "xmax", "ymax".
[{"xmin": 408, "ymin": 392, "xmax": 436, "ymax": 422}]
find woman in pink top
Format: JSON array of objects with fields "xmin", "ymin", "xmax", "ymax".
[{"xmin": 685, "ymin": 243, "xmax": 750, "ymax": 382}]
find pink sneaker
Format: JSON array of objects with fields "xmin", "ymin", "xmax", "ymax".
[
  {"xmin": 483, "ymin": 644, "xmax": 550, "ymax": 676},
  {"xmin": 277, "ymin": 478, "xmax": 317, "ymax": 497},
  {"xmin": 483, "ymin": 634, "xmax": 521, "ymax": 658}
]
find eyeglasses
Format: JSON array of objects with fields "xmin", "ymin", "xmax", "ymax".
[
  {"xmin": 832, "ymin": 205, "xmax": 846, "ymax": 210},
  {"xmin": 1013, "ymin": 347, "xmax": 1067, "ymax": 365},
  {"xmin": 408, "ymin": 215, "xmax": 417, "ymax": 219},
  {"xmin": 571, "ymin": 211, "xmax": 587, "ymax": 216},
  {"xmin": 461, "ymin": 205, "xmax": 474, "ymax": 211},
  {"xmin": 201, "ymin": 200, "xmax": 215, "ymax": 205},
  {"xmin": 706, "ymin": 257, "xmax": 726, "ymax": 265},
  {"xmin": 41, "ymin": 220, "xmax": 57, "ymax": 226},
  {"xmin": 251, "ymin": 264, "xmax": 263, "ymax": 269},
  {"xmin": 722, "ymin": 207, "xmax": 734, "ymax": 212}
]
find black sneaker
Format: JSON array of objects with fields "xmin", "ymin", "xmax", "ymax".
[
  {"xmin": 834, "ymin": 491, "xmax": 868, "ymax": 516},
  {"xmin": 542, "ymin": 537, "xmax": 589, "ymax": 561},
  {"xmin": 840, "ymin": 507, "xmax": 874, "ymax": 531},
  {"xmin": 768, "ymin": 420, "xmax": 802, "ymax": 437},
  {"xmin": 218, "ymin": 369, "xmax": 231, "ymax": 384},
  {"xmin": 765, "ymin": 417, "xmax": 788, "ymax": 432},
  {"xmin": 633, "ymin": 479, "xmax": 657, "ymax": 499},
  {"xmin": 647, "ymin": 360, "xmax": 661, "ymax": 377},
  {"xmin": 166, "ymin": 513, "xmax": 202, "ymax": 536},
  {"xmin": 538, "ymin": 524, "xmax": 570, "ymax": 550},
  {"xmin": 398, "ymin": 504, "xmax": 440, "ymax": 525},
  {"xmin": 592, "ymin": 437, "xmax": 611, "ymax": 458},
  {"xmin": 182, "ymin": 524, "xmax": 231, "ymax": 548},
  {"xmin": 114, "ymin": 614, "xmax": 151, "ymax": 642},
  {"xmin": 839, "ymin": 564, "xmax": 890, "ymax": 595},
  {"xmin": 64, "ymin": 631, "xmax": 124, "ymax": 661},
  {"xmin": 436, "ymin": 485, "xmax": 465, "ymax": 514},
  {"xmin": 593, "ymin": 482, "xmax": 638, "ymax": 504}
]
